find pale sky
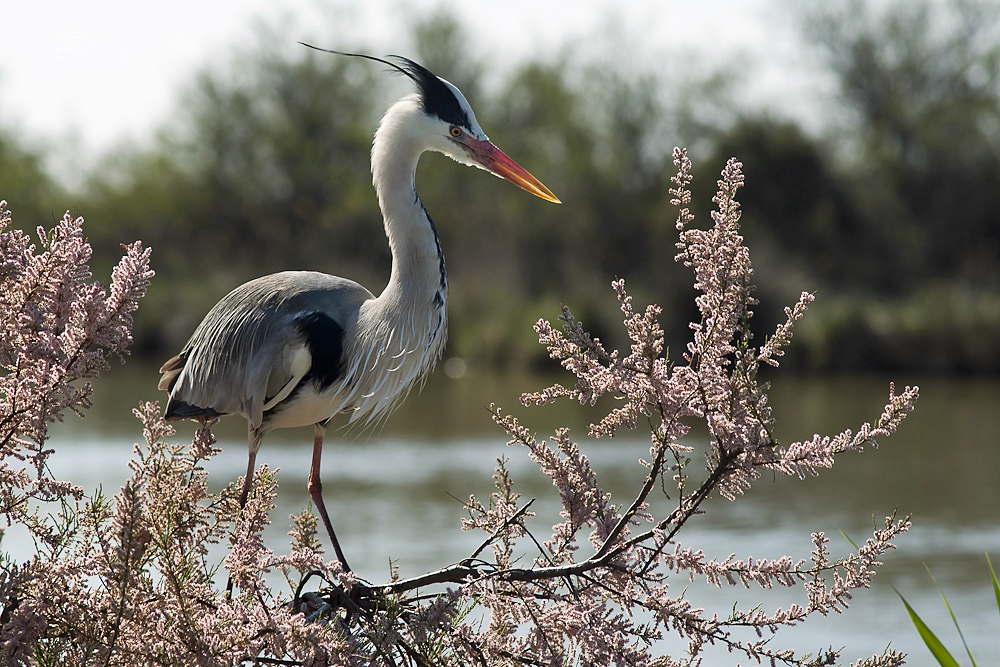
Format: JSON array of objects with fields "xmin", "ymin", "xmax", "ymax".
[{"xmin": 1, "ymin": 0, "xmax": 824, "ymax": 169}]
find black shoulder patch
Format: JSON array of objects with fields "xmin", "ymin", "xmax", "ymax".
[{"xmin": 295, "ymin": 311, "xmax": 346, "ymax": 390}]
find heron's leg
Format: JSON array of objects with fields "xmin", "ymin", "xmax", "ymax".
[
  {"xmin": 227, "ymin": 430, "xmax": 261, "ymax": 598},
  {"xmin": 309, "ymin": 422, "xmax": 352, "ymax": 572},
  {"xmin": 237, "ymin": 447, "xmax": 258, "ymax": 509}
]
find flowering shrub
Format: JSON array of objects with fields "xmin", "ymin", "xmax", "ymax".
[
  {"xmin": 0, "ymin": 201, "xmax": 151, "ymax": 538},
  {"xmin": 0, "ymin": 201, "xmax": 152, "ymax": 660},
  {"xmin": 0, "ymin": 150, "xmax": 919, "ymax": 666}
]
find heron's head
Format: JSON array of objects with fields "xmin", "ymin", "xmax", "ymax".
[{"xmin": 300, "ymin": 44, "xmax": 560, "ymax": 204}]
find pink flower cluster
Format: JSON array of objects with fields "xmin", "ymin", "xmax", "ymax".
[{"xmin": 0, "ymin": 202, "xmax": 151, "ymax": 538}]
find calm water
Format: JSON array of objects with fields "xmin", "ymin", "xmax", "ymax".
[{"xmin": 18, "ymin": 366, "xmax": 1000, "ymax": 665}]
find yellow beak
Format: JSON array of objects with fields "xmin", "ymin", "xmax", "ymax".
[{"xmin": 458, "ymin": 136, "xmax": 561, "ymax": 204}]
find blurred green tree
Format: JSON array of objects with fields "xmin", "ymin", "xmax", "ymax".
[
  {"xmin": 82, "ymin": 30, "xmax": 388, "ymax": 349},
  {"xmin": 43, "ymin": 3, "xmax": 999, "ymax": 372},
  {"xmin": 691, "ymin": 0, "xmax": 1000, "ymax": 371},
  {"xmin": 0, "ymin": 131, "xmax": 63, "ymax": 226},
  {"xmin": 801, "ymin": 0, "xmax": 1000, "ymax": 292}
]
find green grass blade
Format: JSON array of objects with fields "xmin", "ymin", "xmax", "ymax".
[
  {"xmin": 924, "ymin": 564, "xmax": 977, "ymax": 667},
  {"xmin": 895, "ymin": 588, "xmax": 963, "ymax": 667},
  {"xmin": 836, "ymin": 527, "xmax": 860, "ymax": 551},
  {"xmin": 987, "ymin": 553, "xmax": 1000, "ymax": 622}
]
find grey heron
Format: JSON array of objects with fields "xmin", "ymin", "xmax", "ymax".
[{"xmin": 158, "ymin": 47, "xmax": 560, "ymax": 572}]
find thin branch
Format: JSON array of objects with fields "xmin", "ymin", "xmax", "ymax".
[{"xmin": 466, "ymin": 498, "xmax": 536, "ymax": 562}]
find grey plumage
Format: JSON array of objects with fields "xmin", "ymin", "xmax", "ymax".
[{"xmin": 161, "ymin": 271, "xmax": 398, "ymax": 436}]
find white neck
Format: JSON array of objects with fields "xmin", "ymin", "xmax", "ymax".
[
  {"xmin": 370, "ymin": 96, "xmax": 448, "ymax": 309},
  {"xmin": 342, "ymin": 96, "xmax": 448, "ymax": 423}
]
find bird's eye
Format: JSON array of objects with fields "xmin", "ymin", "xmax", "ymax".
[{"xmin": 449, "ymin": 126, "xmax": 463, "ymax": 138}]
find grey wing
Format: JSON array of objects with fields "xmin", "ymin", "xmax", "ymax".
[{"xmin": 159, "ymin": 271, "xmax": 373, "ymax": 429}]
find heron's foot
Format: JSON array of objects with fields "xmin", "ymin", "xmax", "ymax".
[{"xmin": 290, "ymin": 571, "xmax": 382, "ymax": 626}]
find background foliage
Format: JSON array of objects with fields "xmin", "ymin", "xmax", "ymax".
[{"xmin": 2, "ymin": 0, "xmax": 998, "ymax": 373}]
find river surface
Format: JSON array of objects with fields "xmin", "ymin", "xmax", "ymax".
[{"xmin": 14, "ymin": 366, "xmax": 1000, "ymax": 666}]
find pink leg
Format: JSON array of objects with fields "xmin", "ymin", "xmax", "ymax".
[
  {"xmin": 309, "ymin": 423, "xmax": 352, "ymax": 571},
  {"xmin": 228, "ymin": 441, "xmax": 259, "ymax": 596},
  {"xmin": 238, "ymin": 448, "xmax": 257, "ymax": 509}
]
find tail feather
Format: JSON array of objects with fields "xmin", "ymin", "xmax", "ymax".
[
  {"xmin": 159, "ymin": 351, "xmax": 225, "ymax": 421},
  {"xmin": 164, "ymin": 398, "xmax": 224, "ymax": 421},
  {"xmin": 158, "ymin": 353, "xmax": 186, "ymax": 392}
]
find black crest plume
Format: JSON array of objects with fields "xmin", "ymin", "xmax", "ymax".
[{"xmin": 298, "ymin": 43, "xmax": 472, "ymax": 129}]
